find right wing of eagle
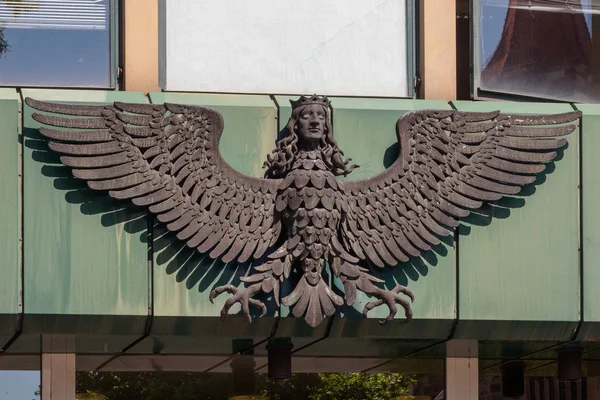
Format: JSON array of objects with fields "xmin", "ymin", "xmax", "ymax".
[
  {"xmin": 26, "ymin": 98, "xmax": 282, "ymax": 264},
  {"xmin": 340, "ymin": 109, "xmax": 581, "ymax": 269}
]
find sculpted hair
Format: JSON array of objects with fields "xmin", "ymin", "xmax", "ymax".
[{"xmin": 263, "ymin": 104, "xmax": 358, "ymax": 178}]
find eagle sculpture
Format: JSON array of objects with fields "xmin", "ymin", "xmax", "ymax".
[{"xmin": 25, "ymin": 95, "xmax": 580, "ymax": 328}]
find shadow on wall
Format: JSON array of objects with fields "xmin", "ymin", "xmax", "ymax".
[
  {"xmin": 460, "ymin": 148, "xmax": 563, "ymax": 235},
  {"xmin": 24, "ymin": 126, "xmax": 148, "ymax": 239}
]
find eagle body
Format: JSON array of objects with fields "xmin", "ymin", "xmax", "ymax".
[{"xmin": 274, "ymin": 150, "xmax": 346, "ymax": 325}]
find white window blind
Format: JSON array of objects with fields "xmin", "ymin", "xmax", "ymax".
[
  {"xmin": 0, "ymin": 0, "xmax": 107, "ymax": 30},
  {"xmin": 161, "ymin": 0, "xmax": 410, "ymax": 97}
]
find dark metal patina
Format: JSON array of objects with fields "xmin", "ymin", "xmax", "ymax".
[{"xmin": 25, "ymin": 95, "xmax": 580, "ymax": 328}]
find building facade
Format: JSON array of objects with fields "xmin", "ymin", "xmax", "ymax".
[{"xmin": 0, "ymin": 0, "xmax": 598, "ymax": 399}]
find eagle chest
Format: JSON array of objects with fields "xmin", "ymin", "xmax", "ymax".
[{"xmin": 276, "ymin": 167, "xmax": 342, "ymax": 257}]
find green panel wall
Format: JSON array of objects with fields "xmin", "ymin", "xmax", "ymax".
[
  {"xmin": 451, "ymin": 101, "xmax": 580, "ymax": 340},
  {"xmin": 132, "ymin": 93, "xmax": 279, "ymax": 355},
  {"xmin": 573, "ymin": 104, "xmax": 600, "ymax": 340},
  {"xmin": 0, "ymin": 89, "xmax": 20, "ymax": 348},
  {"xmin": 273, "ymin": 97, "xmax": 456, "ymax": 351},
  {"xmin": 20, "ymin": 89, "xmax": 150, "ymax": 353},
  {"xmin": 0, "ymin": 90, "xmax": 588, "ymax": 356}
]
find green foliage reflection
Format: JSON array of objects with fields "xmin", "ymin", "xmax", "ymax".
[{"xmin": 74, "ymin": 371, "xmax": 416, "ymax": 400}]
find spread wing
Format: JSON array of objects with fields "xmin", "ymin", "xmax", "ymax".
[
  {"xmin": 26, "ymin": 98, "xmax": 282, "ymax": 264},
  {"xmin": 341, "ymin": 109, "xmax": 581, "ymax": 268}
]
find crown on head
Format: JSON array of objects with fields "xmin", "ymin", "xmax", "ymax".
[{"xmin": 290, "ymin": 94, "xmax": 331, "ymax": 110}]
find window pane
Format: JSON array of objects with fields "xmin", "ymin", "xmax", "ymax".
[
  {"xmin": 0, "ymin": 0, "xmax": 112, "ymax": 87},
  {"xmin": 161, "ymin": 0, "xmax": 410, "ymax": 97},
  {"xmin": 476, "ymin": 0, "xmax": 596, "ymax": 102},
  {"xmin": 0, "ymin": 371, "xmax": 40, "ymax": 400}
]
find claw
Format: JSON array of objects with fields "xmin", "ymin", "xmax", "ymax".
[
  {"xmin": 362, "ymin": 285, "xmax": 414, "ymax": 325},
  {"xmin": 209, "ymin": 284, "xmax": 237, "ymax": 303},
  {"xmin": 249, "ymin": 298, "xmax": 268, "ymax": 317},
  {"xmin": 362, "ymin": 299, "xmax": 384, "ymax": 318},
  {"xmin": 209, "ymin": 283, "xmax": 266, "ymax": 323},
  {"xmin": 393, "ymin": 285, "xmax": 415, "ymax": 303}
]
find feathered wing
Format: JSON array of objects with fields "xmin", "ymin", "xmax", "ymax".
[
  {"xmin": 26, "ymin": 98, "xmax": 282, "ymax": 264},
  {"xmin": 341, "ymin": 109, "xmax": 581, "ymax": 269}
]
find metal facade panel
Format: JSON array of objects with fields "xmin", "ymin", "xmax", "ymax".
[
  {"xmin": 451, "ymin": 101, "xmax": 580, "ymax": 340},
  {"xmin": 135, "ymin": 92, "xmax": 278, "ymax": 354},
  {"xmin": 19, "ymin": 89, "xmax": 150, "ymax": 353},
  {"xmin": 0, "ymin": 89, "xmax": 20, "ymax": 347},
  {"xmin": 3, "ymin": 91, "xmax": 589, "ymax": 355},
  {"xmin": 573, "ymin": 104, "xmax": 600, "ymax": 340}
]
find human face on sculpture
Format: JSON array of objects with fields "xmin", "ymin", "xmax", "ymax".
[{"xmin": 296, "ymin": 104, "xmax": 327, "ymax": 144}]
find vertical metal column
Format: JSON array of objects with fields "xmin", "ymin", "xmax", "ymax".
[
  {"xmin": 591, "ymin": 7, "xmax": 600, "ymax": 98},
  {"xmin": 122, "ymin": 0, "xmax": 159, "ymax": 92},
  {"xmin": 445, "ymin": 340, "xmax": 478, "ymax": 400},
  {"xmin": 588, "ymin": 377, "xmax": 600, "ymax": 400},
  {"xmin": 418, "ymin": 0, "xmax": 457, "ymax": 100},
  {"xmin": 41, "ymin": 335, "xmax": 76, "ymax": 400},
  {"xmin": 231, "ymin": 356, "xmax": 256, "ymax": 397}
]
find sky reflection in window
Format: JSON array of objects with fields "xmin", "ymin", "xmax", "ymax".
[{"xmin": 0, "ymin": 0, "xmax": 111, "ymax": 87}]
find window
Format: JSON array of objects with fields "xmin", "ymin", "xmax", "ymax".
[
  {"xmin": 473, "ymin": 0, "xmax": 597, "ymax": 102},
  {"xmin": 0, "ymin": 0, "xmax": 116, "ymax": 88},
  {"xmin": 159, "ymin": 0, "xmax": 416, "ymax": 98},
  {"xmin": 0, "ymin": 370, "xmax": 40, "ymax": 400}
]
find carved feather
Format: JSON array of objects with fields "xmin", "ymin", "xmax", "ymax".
[
  {"xmin": 49, "ymin": 141, "xmax": 123, "ymax": 156},
  {"xmin": 88, "ymin": 174, "xmax": 149, "ymax": 191},
  {"xmin": 61, "ymin": 153, "xmax": 130, "ymax": 168},
  {"xmin": 494, "ymin": 146, "xmax": 557, "ymax": 163},
  {"xmin": 40, "ymin": 127, "xmax": 112, "ymax": 142},
  {"xmin": 486, "ymin": 157, "xmax": 545, "ymax": 174},
  {"xmin": 499, "ymin": 137, "xmax": 566, "ymax": 150},
  {"xmin": 27, "ymin": 98, "xmax": 105, "ymax": 116},
  {"xmin": 509, "ymin": 125, "xmax": 575, "ymax": 137},
  {"xmin": 476, "ymin": 165, "xmax": 536, "ymax": 185},
  {"xmin": 34, "ymin": 113, "xmax": 107, "ymax": 129}
]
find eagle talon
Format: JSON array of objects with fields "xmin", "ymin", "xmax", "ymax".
[
  {"xmin": 209, "ymin": 284, "xmax": 238, "ymax": 303},
  {"xmin": 209, "ymin": 283, "xmax": 266, "ymax": 323},
  {"xmin": 362, "ymin": 285, "xmax": 414, "ymax": 325}
]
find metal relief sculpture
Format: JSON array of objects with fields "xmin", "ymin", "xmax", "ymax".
[{"xmin": 25, "ymin": 95, "xmax": 580, "ymax": 328}]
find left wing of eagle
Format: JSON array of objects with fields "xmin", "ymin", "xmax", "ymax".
[
  {"xmin": 25, "ymin": 98, "xmax": 282, "ymax": 264},
  {"xmin": 340, "ymin": 109, "xmax": 581, "ymax": 268}
]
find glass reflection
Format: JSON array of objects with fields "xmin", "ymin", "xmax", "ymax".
[
  {"xmin": 0, "ymin": 0, "xmax": 111, "ymax": 87},
  {"xmin": 0, "ymin": 370, "xmax": 40, "ymax": 400},
  {"xmin": 477, "ymin": 0, "xmax": 596, "ymax": 102}
]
